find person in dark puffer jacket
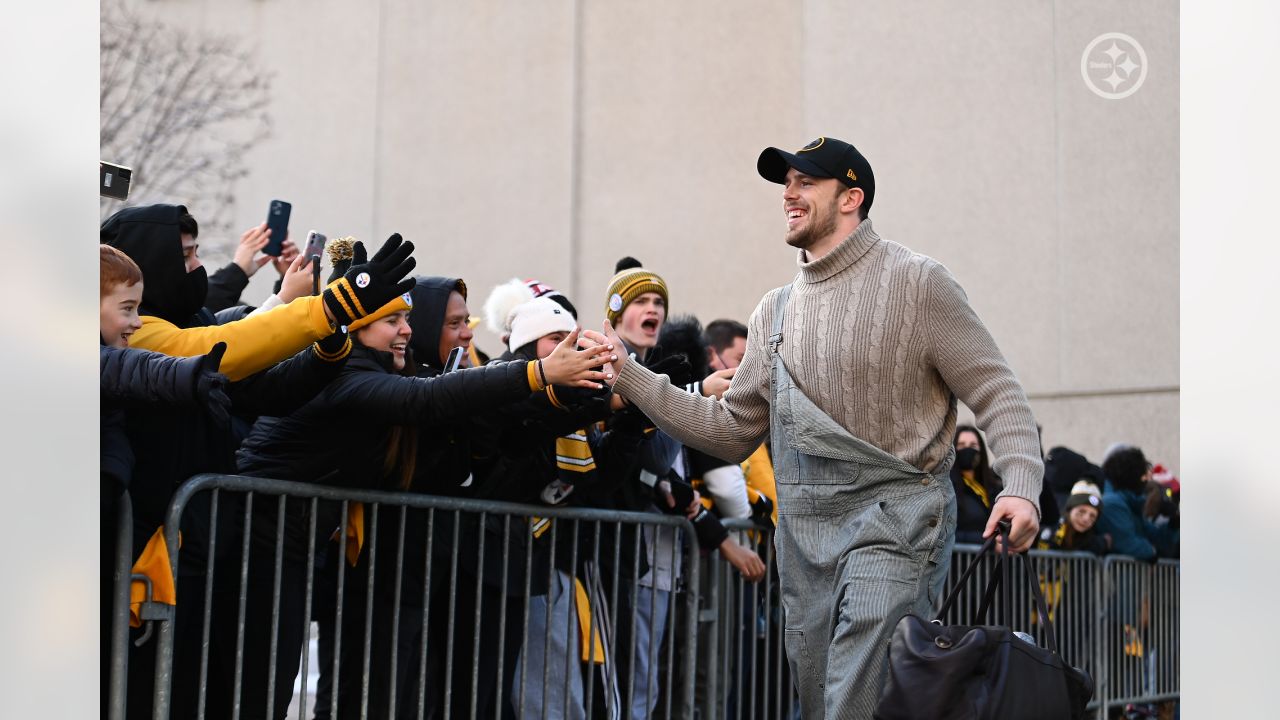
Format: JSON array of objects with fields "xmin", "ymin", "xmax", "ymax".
[
  {"xmin": 462, "ymin": 296, "xmax": 637, "ymax": 720},
  {"xmin": 234, "ymin": 259, "xmax": 615, "ymax": 720},
  {"xmin": 328, "ymin": 271, "xmax": 496, "ymax": 720}
]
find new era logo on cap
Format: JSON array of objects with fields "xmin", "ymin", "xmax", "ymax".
[{"xmin": 757, "ymin": 136, "xmax": 876, "ymax": 213}]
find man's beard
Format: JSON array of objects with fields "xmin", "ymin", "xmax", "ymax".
[{"xmin": 785, "ymin": 197, "xmax": 839, "ymax": 250}]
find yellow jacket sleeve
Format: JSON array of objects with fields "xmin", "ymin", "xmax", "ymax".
[
  {"xmin": 742, "ymin": 444, "xmax": 778, "ymax": 526},
  {"xmin": 129, "ymin": 296, "xmax": 334, "ymax": 381}
]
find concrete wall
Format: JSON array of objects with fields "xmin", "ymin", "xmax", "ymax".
[{"xmin": 116, "ymin": 0, "xmax": 1179, "ymax": 473}]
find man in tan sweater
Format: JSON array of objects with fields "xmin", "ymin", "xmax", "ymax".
[{"xmin": 596, "ymin": 137, "xmax": 1043, "ymax": 718}]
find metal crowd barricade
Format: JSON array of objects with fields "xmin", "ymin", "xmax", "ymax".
[
  {"xmin": 114, "ymin": 473, "xmax": 701, "ymax": 720},
  {"xmin": 109, "ymin": 477, "xmax": 1180, "ymax": 720},
  {"xmin": 1100, "ymin": 556, "xmax": 1181, "ymax": 712},
  {"xmin": 698, "ymin": 532, "xmax": 1179, "ymax": 720},
  {"xmin": 109, "ymin": 490, "xmax": 135, "ymax": 720},
  {"xmin": 701, "ymin": 519, "xmax": 796, "ymax": 720}
]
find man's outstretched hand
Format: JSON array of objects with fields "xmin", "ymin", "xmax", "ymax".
[
  {"xmin": 983, "ymin": 496, "xmax": 1040, "ymax": 553},
  {"xmin": 582, "ymin": 323, "xmax": 628, "ymax": 386},
  {"xmin": 588, "ymin": 322, "xmax": 629, "ymax": 384}
]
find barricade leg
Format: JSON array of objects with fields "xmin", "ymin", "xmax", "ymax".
[{"xmin": 108, "ymin": 489, "xmax": 133, "ymax": 720}]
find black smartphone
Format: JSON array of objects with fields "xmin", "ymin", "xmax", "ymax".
[
  {"xmin": 443, "ymin": 346, "xmax": 466, "ymax": 373},
  {"xmin": 100, "ymin": 161, "xmax": 132, "ymax": 200},
  {"xmin": 264, "ymin": 199, "xmax": 292, "ymax": 256},
  {"xmin": 667, "ymin": 478, "xmax": 696, "ymax": 510}
]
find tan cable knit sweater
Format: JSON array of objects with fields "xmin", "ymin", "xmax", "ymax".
[{"xmin": 614, "ymin": 219, "xmax": 1044, "ymax": 509}]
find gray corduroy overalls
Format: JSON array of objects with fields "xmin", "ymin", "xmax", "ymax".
[{"xmin": 767, "ymin": 285, "xmax": 958, "ymax": 719}]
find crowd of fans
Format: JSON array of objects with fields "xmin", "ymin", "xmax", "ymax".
[
  {"xmin": 101, "ymin": 202, "xmax": 1179, "ymax": 719},
  {"xmin": 947, "ymin": 425, "xmax": 1180, "ymax": 561},
  {"xmin": 100, "ymin": 204, "xmax": 777, "ymax": 719},
  {"xmin": 948, "ymin": 424, "xmax": 1181, "ymax": 720}
]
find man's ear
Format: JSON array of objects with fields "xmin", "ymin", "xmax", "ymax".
[{"xmin": 840, "ymin": 187, "xmax": 866, "ymax": 215}]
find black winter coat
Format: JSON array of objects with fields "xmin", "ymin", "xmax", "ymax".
[
  {"xmin": 461, "ymin": 355, "xmax": 633, "ymax": 595},
  {"xmin": 123, "ymin": 344, "xmax": 346, "ymax": 568},
  {"xmin": 100, "ymin": 344, "xmax": 213, "ymax": 491},
  {"xmin": 234, "ymin": 344, "xmax": 536, "ymax": 575},
  {"xmin": 204, "ymin": 262, "xmax": 251, "ymax": 314},
  {"xmin": 236, "ymin": 346, "xmax": 532, "ymax": 491}
]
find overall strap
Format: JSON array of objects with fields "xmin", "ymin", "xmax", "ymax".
[{"xmin": 767, "ymin": 284, "xmax": 792, "ymax": 354}]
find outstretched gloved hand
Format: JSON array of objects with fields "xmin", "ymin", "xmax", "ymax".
[
  {"xmin": 644, "ymin": 352, "xmax": 692, "ymax": 389},
  {"xmin": 189, "ymin": 341, "xmax": 231, "ymax": 428},
  {"xmin": 322, "ymin": 233, "xmax": 416, "ymax": 327}
]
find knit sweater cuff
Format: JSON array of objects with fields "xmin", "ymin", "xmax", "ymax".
[{"xmin": 614, "ymin": 359, "xmax": 663, "ymax": 402}]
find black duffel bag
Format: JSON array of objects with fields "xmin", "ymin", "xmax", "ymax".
[{"xmin": 874, "ymin": 522, "xmax": 1093, "ymax": 720}]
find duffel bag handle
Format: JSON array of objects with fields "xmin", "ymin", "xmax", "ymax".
[
  {"xmin": 934, "ymin": 521, "xmax": 1064, "ymax": 657},
  {"xmin": 935, "ymin": 520, "xmax": 1009, "ymax": 621},
  {"xmin": 975, "ymin": 522, "xmax": 1014, "ymax": 626},
  {"xmin": 1019, "ymin": 552, "xmax": 1061, "ymax": 655}
]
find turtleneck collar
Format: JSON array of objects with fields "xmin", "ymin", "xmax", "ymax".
[{"xmin": 796, "ymin": 218, "xmax": 881, "ymax": 284}]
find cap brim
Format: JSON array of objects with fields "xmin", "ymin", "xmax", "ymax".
[{"xmin": 757, "ymin": 147, "xmax": 834, "ymax": 184}]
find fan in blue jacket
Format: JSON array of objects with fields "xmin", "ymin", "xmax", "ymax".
[{"xmin": 1095, "ymin": 445, "xmax": 1179, "ymax": 560}]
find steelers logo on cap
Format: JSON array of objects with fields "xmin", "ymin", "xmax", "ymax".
[
  {"xmin": 402, "ymin": 292, "xmax": 413, "ymax": 306},
  {"xmin": 356, "ymin": 272, "xmax": 371, "ymax": 288},
  {"xmin": 609, "ymin": 293, "xmax": 623, "ymax": 312}
]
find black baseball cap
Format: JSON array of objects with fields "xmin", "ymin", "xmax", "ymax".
[{"xmin": 757, "ymin": 137, "xmax": 875, "ymax": 213}]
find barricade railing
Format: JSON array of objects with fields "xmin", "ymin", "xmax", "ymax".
[
  {"xmin": 702, "ymin": 527, "xmax": 1180, "ymax": 720},
  {"xmin": 113, "ymin": 474, "xmax": 702, "ymax": 720},
  {"xmin": 108, "ymin": 490, "xmax": 134, "ymax": 720},
  {"xmin": 700, "ymin": 521, "xmax": 793, "ymax": 720},
  {"xmin": 1100, "ymin": 555, "xmax": 1180, "ymax": 710},
  {"xmin": 109, "ymin": 478, "xmax": 1178, "ymax": 720}
]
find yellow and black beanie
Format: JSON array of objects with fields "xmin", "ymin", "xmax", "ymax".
[{"xmin": 604, "ymin": 256, "xmax": 668, "ymax": 326}]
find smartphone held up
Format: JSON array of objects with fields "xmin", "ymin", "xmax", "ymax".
[
  {"xmin": 264, "ymin": 199, "xmax": 292, "ymax": 256},
  {"xmin": 100, "ymin": 161, "xmax": 132, "ymax": 201},
  {"xmin": 303, "ymin": 230, "xmax": 327, "ymax": 294},
  {"xmin": 303, "ymin": 230, "xmax": 327, "ymax": 265},
  {"xmin": 443, "ymin": 346, "xmax": 466, "ymax": 374}
]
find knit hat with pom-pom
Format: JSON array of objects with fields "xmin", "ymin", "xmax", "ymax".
[
  {"xmin": 604, "ymin": 256, "xmax": 668, "ymax": 326},
  {"xmin": 1064, "ymin": 479, "xmax": 1103, "ymax": 513},
  {"xmin": 483, "ymin": 278, "xmax": 536, "ymax": 345}
]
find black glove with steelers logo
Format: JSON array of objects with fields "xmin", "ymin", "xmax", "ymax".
[{"xmin": 322, "ymin": 233, "xmax": 416, "ymax": 327}]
